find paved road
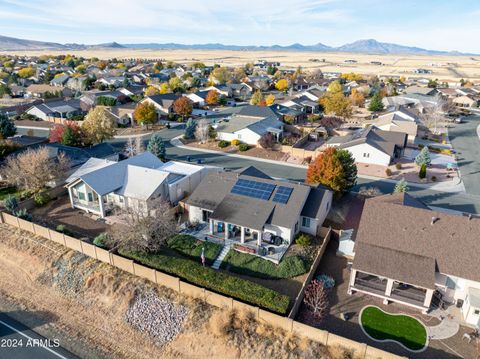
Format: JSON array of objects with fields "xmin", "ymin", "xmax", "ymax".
[
  {"xmin": 0, "ymin": 313, "xmax": 77, "ymax": 359},
  {"xmin": 107, "ymin": 126, "xmax": 480, "ymax": 214},
  {"xmin": 448, "ymin": 115, "xmax": 480, "ymax": 196}
]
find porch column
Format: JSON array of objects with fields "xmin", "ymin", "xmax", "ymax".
[
  {"xmin": 347, "ymin": 269, "xmax": 357, "ymax": 295},
  {"xmin": 424, "ymin": 289, "xmax": 434, "ymax": 309},
  {"xmin": 384, "ymin": 279, "xmax": 394, "ymax": 305},
  {"xmin": 256, "ymin": 231, "xmax": 261, "ymax": 246},
  {"xmin": 225, "ymin": 223, "xmax": 229, "ymax": 240},
  {"xmin": 240, "ymin": 227, "xmax": 245, "ymax": 244},
  {"xmin": 209, "ymin": 219, "xmax": 214, "ymax": 235},
  {"xmin": 98, "ymin": 195, "xmax": 105, "ymax": 218},
  {"xmin": 67, "ymin": 186, "xmax": 74, "ymax": 209}
]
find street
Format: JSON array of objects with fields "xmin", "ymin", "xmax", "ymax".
[{"xmin": 0, "ymin": 313, "xmax": 77, "ymax": 359}]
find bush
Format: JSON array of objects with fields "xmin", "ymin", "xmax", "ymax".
[
  {"xmin": 431, "ymin": 176, "xmax": 437, "ymax": 182},
  {"xmin": 231, "ymin": 139, "xmax": 241, "ymax": 146},
  {"xmin": 238, "ymin": 143, "xmax": 249, "ymax": 152},
  {"xmin": 419, "ymin": 164, "xmax": 427, "ymax": 179},
  {"xmin": 121, "ymin": 250, "xmax": 290, "ymax": 314},
  {"xmin": 56, "ymin": 224, "xmax": 72, "ymax": 236},
  {"xmin": 395, "ymin": 163, "xmax": 402, "ymax": 170},
  {"xmin": 218, "ymin": 140, "xmax": 230, "ymax": 148},
  {"xmin": 258, "ymin": 133, "xmax": 275, "ymax": 150},
  {"xmin": 167, "ymin": 234, "xmax": 222, "ymax": 265},
  {"xmin": 33, "ymin": 191, "xmax": 51, "ymax": 207},
  {"xmin": 316, "ymin": 274, "xmax": 335, "ymax": 289},
  {"xmin": 13, "ymin": 208, "xmax": 30, "ymax": 220},
  {"xmin": 221, "ymin": 249, "xmax": 310, "ymax": 279},
  {"xmin": 4, "ymin": 195, "xmax": 18, "ymax": 213},
  {"xmin": 385, "ymin": 168, "xmax": 392, "ymax": 176},
  {"xmin": 93, "ymin": 233, "xmax": 110, "ymax": 249},
  {"xmin": 295, "ymin": 232, "xmax": 311, "ymax": 246}
]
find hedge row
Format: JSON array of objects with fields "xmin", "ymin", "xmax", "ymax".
[{"xmin": 121, "ymin": 250, "xmax": 290, "ymax": 315}]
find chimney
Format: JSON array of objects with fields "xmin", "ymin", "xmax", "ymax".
[{"xmin": 431, "ymin": 217, "xmax": 438, "ymax": 225}]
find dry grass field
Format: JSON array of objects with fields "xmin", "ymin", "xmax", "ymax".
[{"xmin": 4, "ymin": 48, "xmax": 480, "ymax": 81}]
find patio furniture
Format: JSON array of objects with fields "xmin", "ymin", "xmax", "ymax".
[{"xmin": 267, "ymin": 246, "xmax": 275, "ymax": 255}]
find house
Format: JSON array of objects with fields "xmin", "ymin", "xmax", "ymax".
[
  {"xmin": 102, "ymin": 103, "xmax": 136, "ymax": 126},
  {"xmin": 326, "ymin": 126, "xmax": 407, "ymax": 166},
  {"xmin": 348, "ymin": 193, "xmax": 480, "ymax": 326},
  {"xmin": 204, "ymin": 85, "xmax": 232, "ymax": 98},
  {"xmin": 65, "ymin": 152, "xmax": 219, "ymax": 218},
  {"xmin": 453, "ymin": 95, "xmax": 478, "ymax": 108},
  {"xmin": 404, "ymin": 85, "xmax": 437, "ymax": 96},
  {"xmin": 141, "ymin": 93, "xmax": 181, "ymax": 116},
  {"xmin": 97, "ymin": 76, "xmax": 126, "ymax": 88},
  {"xmin": 214, "ymin": 105, "xmax": 284, "ymax": 145},
  {"xmin": 50, "ymin": 75, "xmax": 70, "ymax": 87},
  {"xmin": 25, "ymin": 84, "xmax": 72, "ymax": 98},
  {"xmin": 185, "ymin": 167, "xmax": 332, "ymax": 262},
  {"xmin": 26, "ymin": 99, "xmax": 84, "ymax": 121},
  {"xmin": 281, "ymin": 95, "xmax": 321, "ymax": 115},
  {"xmin": 370, "ymin": 107, "xmax": 421, "ymax": 141},
  {"xmin": 184, "ymin": 91, "xmax": 209, "ymax": 107},
  {"xmin": 79, "ymin": 90, "xmax": 128, "ymax": 110}
]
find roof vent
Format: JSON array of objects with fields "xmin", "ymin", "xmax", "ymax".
[{"xmin": 431, "ymin": 217, "xmax": 439, "ymax": 225}]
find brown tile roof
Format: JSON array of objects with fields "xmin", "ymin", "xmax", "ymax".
[{"xmin": 353, "ymin": 193, "xmax": 480, "ymax": 288}]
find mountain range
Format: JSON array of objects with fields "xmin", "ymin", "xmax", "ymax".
[{"xmin": 0, "ymin": 35, "xmax": 474, "ymax": 56}]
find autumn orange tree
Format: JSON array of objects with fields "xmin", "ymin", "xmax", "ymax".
[
  {"xmin": 173, "ymin": 97, "xmax": 193, "ymax": 121},
  {"xmin": 306, "ymin": 147, "xmax": 357, "ymax": 192},
  {"xmin": 134, "ymin": 102, "xmax": 157, "ymax": 128},
  {"xmin": 320, "ymin": 92, "xmax": 352, "ymax": 119},
  {"xmin": 349, "ymin": 88, "xmax": 365, "ymax": 107},
  {"xmin": 205, "ymin": 90, "xmax": 219, "ymax": 105}
]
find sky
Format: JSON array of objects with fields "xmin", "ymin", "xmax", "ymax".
[{"xmin": 1, "ymin": 0, "xmax": 480, "ymax": 52}]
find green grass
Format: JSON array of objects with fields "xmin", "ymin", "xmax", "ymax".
[
  {"xmin": 0, "ymin": 187, "xmax": 19, "ymax": 201},
  {"xmin": 167, "ymin": 234, "xmax": 222, "ymax": 265},
  {"xmin": 360, "ymin": 306, "xmax": 427, "ymax": 351},
  {"xmin": 121, "ymin": 250, "xmax": 290, "ymax": 315},
  {"xmin": 220, "ymin": 249, "xmax": 310, "ymax": 279}
]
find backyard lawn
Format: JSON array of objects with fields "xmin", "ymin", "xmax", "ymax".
[
  {"xmin": 167, "ymin": 234, "xmax": 222, "ymax": 265},
  {"xmin": 220, "ymin": 249, "xmax": 310, "ymax": 279},
  {"xmin": 360, "ymin": 306, "xmax": 427, "ymax": 351}
]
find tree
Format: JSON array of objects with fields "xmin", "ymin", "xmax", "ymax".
[
  {"xmin": 358, "ymin": 186, "xmax": 382, "ymax": 197},
  {"xmin": 250, "ymin": 90, "xmax": 264, "ymax": 105},
  {"xmin": 49, "ymin": 121, "xmax": 83, "ymax": 146},
  {"xmin": 320, "ymin": 92, "xmax": 352, "ymax": 119},
  {"xmin": 415, "ymin": 146, "xmax": 431, "ymax": 166},
  {"xmin": 144, "ymin": 86, "xmax": 160, "ymax": 96},
  {"xmin": 327, "ymin": 80, "xmax": 342, "ymax": 94},
  {"xmin": 0, "ymin": 114, "xmax": 16, "ymax": 139},
  {"xmin": 173, "ymin": 97, "xmax": 193, "ymax": 121},
  {"xmin": 419, "ymin": 163, "xmax": 427, "ymax": 179},
  {"xmin": 423, "ymin": 93, "xmax": 446, "ymax": 133},
  {"xmin": 340, "ymin": 72, "xmax": 363, "ymax": 81},
  {"xmin": 258, "ymin": 133, "xmax": 275, "ymax": 150},
  {"xmin": 368, "ymin": 92, "xmax": 384, "ymax": 112},
  {"xmin": 108, "ymin": 199, "xmax": 176, "ymax": 253},
  {"xmin": 2, "ymin": 147, "xmax": 69, "ymax": 193},
  {"xmin": 195, "ymin": 119, "xmax": 209, "ymax": 144},
  {"xmin": 124, "ymin": 137, "xmax": 144, "ymax": 157},
  {"xmin": 169, "ymin": 77, "xmax": 184, "ymax": 93},
  {"xmin": 394, "ymin": 178, "xmax": 409, "ymax": 193},
  {"xmin": 18, "ymin": 67, "xmax": 35, "ymax": 78},
  {"xmin": 275, "ymin": 79, "xmax": 289, "ymax": 92},
  {"xmin": 349, "ymin": 88, "xmax": 365, "ymax": 107},
  {"xmin": 134, "ymin": 102, "xmax": 157, "ymax": 128},
  {"xmin": 211, "ymin": 67, "xmax": 231, "ymax": 85},
  {"xmin": 147, "ymin": 133, "xmax": 166, "ymax": 161},
  {"xmin": 306, "ymin": 147, "xmax": 357, "ymax": 192},
  {"xmin": 205, "ymin": 90, "xmax": 219, "ymax": 105},
  {"xmin": 184, "ymin": 118, "xmax": 197, "ymax": 139},
  {"xmin": 266, "ymin": 94, "xmax": 275, "ymax": 106},
  {"xmin": 82, "ymin": 107, "xmax": 116, "ymax": 144},
  {"xmin": 159, "ymin": 83, "xmax": 170, "ymax": 94},
  {"xmin": 303, "ymin": 280, "xmax": 329, "ymax": 323},
  {"xmin": 0, "ymin": 84, "xmax": 11, "ymax": 97}
]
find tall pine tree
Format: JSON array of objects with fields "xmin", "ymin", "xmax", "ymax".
[{"xmin": 147, "ymin": 133, "xmax": 166, "ymax": 161}]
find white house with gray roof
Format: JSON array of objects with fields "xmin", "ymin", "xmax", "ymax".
[
  {"xmin": 185, "ymin": 167, "xmax": 332, "ymax": 263},
  {"xmin": 65, "ymin": 152, "xmax": 220, "ymax": 218}
]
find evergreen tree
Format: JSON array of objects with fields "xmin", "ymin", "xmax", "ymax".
[
  {"xmin": 415, "ymin": 146, "xmax": 431, "ymax": 166},
  {"xmin": 147, "ymin": 133, "xmax": 166, "ymax": 161},
  {"xmin": 368, "ymin": 92, "xmax": 384, "ymax": 112},
  {"xmin": 394, "ymin": 178, "xmax": 409, "ymax": 193},
  {"xmin": 184, "ymin": 118, "xmax": 197, "ymax": 139},
  {"xmin": 0, "ymin": 114, "xmax": 16, "ymax": 139}
]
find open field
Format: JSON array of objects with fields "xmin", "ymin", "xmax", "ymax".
[{"xmin": 4, "ymin": 48, "xmax": 480, "ymax": 80}]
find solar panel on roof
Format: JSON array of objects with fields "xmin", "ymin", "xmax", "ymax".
[
  {"xmin": 230, "ymin": 178, "xmax": 275, "ymax": 200},
  {"xmin": 272, "ymin": 186, "xmax": 293, "ymax": 204}
]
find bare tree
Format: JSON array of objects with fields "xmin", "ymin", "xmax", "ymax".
[
  {"xmin": 423, "ymin": 93, "xmax": 447, "ymax": 134},
  {"xmin": 195, "ymin": 119, "xmax": 210, "ymax": 144},
  {"xmin": 124, "ymin": 137, "xmax": 144, "ymax": 157},
  {"xmin": 303, "ymin": 280, "xmax": 329, "ymax": 323},
  {"xmin": 109, "ymin": 199, "xmax": 177, "ymax": 253},
  {"xmin": 135, "ymin": 136, "xmax": 145, "ymax": 154},
  {"xmin": 1, "ymin": 147, "xmax": 70, "ymax": 193},
  {"xmin": 358, "ymin": 186, "xmax": 383, "ymax": 198}
]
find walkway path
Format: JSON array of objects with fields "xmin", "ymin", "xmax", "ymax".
[
  {"xmin": 427, "ymin": 309, "xmax": 460, "ymax": 340},
  {"xmin": 211, "ymin": 239, "xmax": 234, "ymax": 270}
]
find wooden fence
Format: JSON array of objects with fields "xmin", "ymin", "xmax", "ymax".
[{"xmin": 0, "ymin": 212, "xmax": 405, "ymax": 359}]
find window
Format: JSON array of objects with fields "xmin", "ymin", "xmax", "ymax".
[
  {"xmin": 302, "ymin": 217, "xmax": 311, "ymax": 228},
  {"xmin": 363, "ymin": 153, "xmax": 370, "ymax": 158},
  {"xmin": 87, "ymin": 193, "xmax": 93, "ymax": 202},
  {"xmin": 78, "ymin": 192, "xmax": 85, "ymax": 200},
  {"xmin": 238, "ymin": 134, "xmax": 242, "ymax": 140},
  {"xmin": 446, "ymin": 276, "xmax": 457, "ymax": 290},
  {"xmin": 475, "ymin": 309, "xmax": 480, "ymax": 315}
]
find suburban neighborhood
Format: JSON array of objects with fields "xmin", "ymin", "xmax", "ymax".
[{"xmin": 0, "ymin": 2, "xmax": 480, "ymax": 359}]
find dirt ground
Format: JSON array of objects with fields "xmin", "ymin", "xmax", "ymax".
[
  {"xmin": 186, "ymin": 140, "xmax": 286, "ymax": 161},
  {"xmin": 0, "ymin": 224, "xmax": 361, "ymax": 359},
  {"xmin": 5, "ymin": 49, "xmax": 480, "ymax": 81}
]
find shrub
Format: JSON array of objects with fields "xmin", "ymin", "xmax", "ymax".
[
  {"xmin": 56, "ymin": 224, "xmax": 72, "ymax": 236},
  {"xmin": 4, "ymin": 195, "xmax": 18, "ymax": 213},
  {"xmin": 419, "ymin": 164, "xmax": 427, "ymax": 179},
  {"xmin": 395, "ymin": 163, "xmax": 402, "ymax": 170},
  {"xmin": 385, "ymin": 168, "xmax": 392, "ymax": 176},
  {"xmin": 238, "ymin": 143, "xmax": 249, "ymax": 152},
  {"xmin": 33, "ymin": 191, "xmax": 51, "ymax": 207},
  {"xmin": 258, "ymin": 133, "xmax": 275, "ymax": 150},
  {"xmin": 231, "ymin": 139, "xmax": 241, "ymax": 146},
  {"xmin": 13, "ymin": 208, "xmax": 30, "ymax": 220},
  {"xmin": 316, "ymin": 274, "xmax": 335, "ymax": 289},
  {"xmin": 93, "ymin": 233, "xmax": 110, "ymax": 249},
  {"xmin": 121, "ymin": 250, "xmax": 290, "ymax": 314},
  {"xmin": 295, "ymin": 232, "xmax": 311, "ymax": 246},
  {"xmin": 431, "ymin": 176, "xmax": 437, "ymax": 182},
  {"xmin": 218, "ymin": 140, "xmax": 230, "ymax": 148}
]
